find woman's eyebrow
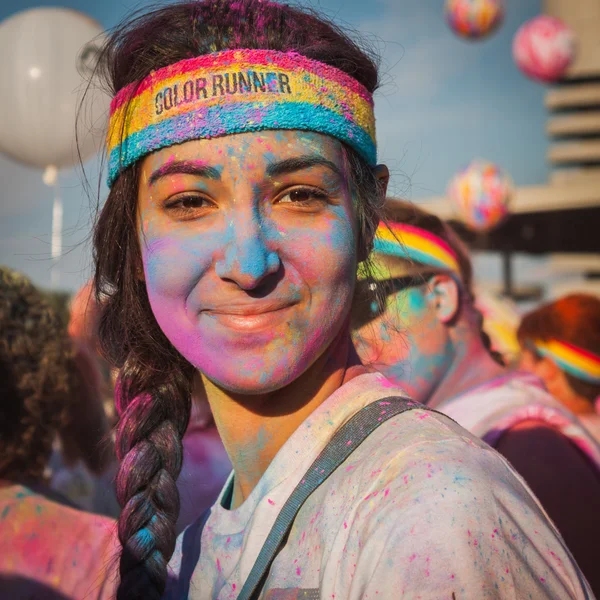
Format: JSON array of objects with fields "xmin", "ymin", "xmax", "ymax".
[
  {"xmin": 149, "ymin": 160, "xmax": 222, "ymax": 185},
  {"xmin": 266, "ymin": 155, "xmax": 342, "ymax": 178}
]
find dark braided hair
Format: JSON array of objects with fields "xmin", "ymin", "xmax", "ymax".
[{"xmin": 92, "ymin": 2, "xmax": 384, "ymax": 598}]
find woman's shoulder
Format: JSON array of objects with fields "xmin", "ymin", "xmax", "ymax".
[
  {"xmin": 0, "ymin": 484, "xmax": 119, "ymax": 599},
  {"xmin": 329, "ymin": 376, "xmax": 524, "ymax": 500},
  {"xmin": 315, "ymin": 397, "xmax": 542, "ymax": 533},
  {"xmin": 337, "ymin": 408, "xmax": 590, "ymax": 598},
  {"xmin": 0, "ymin": 485, "xmax": 116, "ymax": 554}
]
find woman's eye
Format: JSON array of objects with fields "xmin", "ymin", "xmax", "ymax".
[
  {"xmin": 164, "ymin": 195, "xmax": 214, "ymax": 217},
  {"xmin": 277, "ymin": 187, "xmax": 329, "ymax": 206}
]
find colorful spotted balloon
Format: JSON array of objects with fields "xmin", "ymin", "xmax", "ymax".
[
  {"xmin": 513, "ymin": 15, "xmax": 576, "ymax": 83},
  {"xmin": 447, "ymin": 160, "xmax": 512, "ymax": 232},
  {"xmin": 445, "ymin": 0, "xmax": 505, "ymax": 40}
]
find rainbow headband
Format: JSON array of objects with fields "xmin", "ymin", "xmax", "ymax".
[
  {"xmin": 107, "ymin": 49, "xmax": 376, "ymax": 187},
  {"xmin": 372, "ymin": 222, "xmax": 461, "ymax": 275},
  {"xmin": 534, "ymin": 339, "xmax": 600, "ymax": 385}
]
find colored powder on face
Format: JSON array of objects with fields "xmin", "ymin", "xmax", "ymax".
[{"xmin": 139, "ymin": 130, "xmax": 358, "ymax": 394}]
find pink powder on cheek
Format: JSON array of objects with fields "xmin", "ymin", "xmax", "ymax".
[{"xmin": 141, "ymin": 132, "xmax": 358, "ymax": 393}]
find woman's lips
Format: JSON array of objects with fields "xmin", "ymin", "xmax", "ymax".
[{"xmin": 201, "ymin": 300, "xmax": 297, "ymax": 333}]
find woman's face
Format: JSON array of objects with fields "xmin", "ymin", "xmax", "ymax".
[
  {"xmin": 518, "ymin": 347, "xmax": 543, "ymax": 376},
  {"xmin": 352, "ymin": 262, "xmax": 454, "ymax": 402},
  {"xmin": 137, "ymin": 130, "xmax": 358, "ymax": 394}
]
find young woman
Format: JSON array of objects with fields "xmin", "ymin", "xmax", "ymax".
[
  {"xmin": 0, "ymin": 267, "xmax": 117, "ymax": 600},
  {"xmin": 353, "ymin": 201, "xmax": 600, "ymax": 595},
  {"xmin": 518, "ymin": 293, "xmax": 600, "ymax": 443},
  {"xmin": 94, "ymin": 2, "xmax": 593, "ymax": 599}
]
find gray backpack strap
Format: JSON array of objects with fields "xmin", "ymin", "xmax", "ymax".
[{"xmin": 238, "ymin": 395, "xmax": 425, "ymax": 600}]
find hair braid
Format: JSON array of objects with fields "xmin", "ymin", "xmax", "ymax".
[
  {"xmin": 90, "ymin": 1, "xmax": 383, "ymax": 597},
  {"xmin": 114, "ymin": 367, "xmax": 192, "ymax": 599},
  {"xmin": 472, "ymin": 304, "xmax": 506, "ymax": 366}
]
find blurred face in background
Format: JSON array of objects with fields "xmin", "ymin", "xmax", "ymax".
[
  {"xmin": 517, "ymin": 344, "xmax": 566, "ymax": 402},
  {"xmin": 518, "ymin": 347, "xmax": 541, "ymax": 375},
  {"xmin": 352, "ymin": 256, "xmax": 459, "ymax": 403}
]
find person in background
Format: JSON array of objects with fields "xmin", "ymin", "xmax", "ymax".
[
  {"xmin": 48, "ymin": 281, "xmax": 120, "ymax": 517},
  {"xmin": 0, "ymin": 266, "xmax": 117, "ymax": 599},
  {"xmin": 68, "ymin": 280, "xmax": 116, "ymax": 424},
  {"xmin": 352, "ymin": 201, "xmax": 600, "ymax": 595},
  {"xmin": 518, "ymin": 293, "xmax": 600, "ymax": 443}
]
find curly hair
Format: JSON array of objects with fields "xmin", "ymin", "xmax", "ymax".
[{"xmin": 0, "ymin": 266, "xmax": 74, "ymax": 482}]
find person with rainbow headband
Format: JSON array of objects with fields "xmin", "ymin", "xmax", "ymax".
[
  {"xmin": 352, "ymin": 200, "xmax": 600, "ymax": 596},
  {"xmin": 518, "ymin": 294, "xmax": 600, "ymax": 444},
  {"xmin": 92, "ymin": 2, "xmax": 592, "ymax": 598}
]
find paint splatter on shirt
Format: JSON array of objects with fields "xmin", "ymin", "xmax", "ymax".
[
  {"xmin": 0, "ymin": 483, "xmax": 119, "ymax": 599},
  {"xmin": 165, "ymin": 373, "xmax": 593, "ymax": 599}
]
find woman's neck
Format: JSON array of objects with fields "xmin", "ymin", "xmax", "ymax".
[
  {"xmin": 203, "ymin": 330, "xmax": 366, "ymax": 510},
  {"xmin": 427, "ymin": 329, "xmax": 505, "ymax": 410}
]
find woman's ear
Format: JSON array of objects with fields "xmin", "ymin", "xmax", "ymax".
[
  {"xmin": 374, "ymin": 164, "xmax": 390, "ymax": 197},
  {"xmin": 357, "ymin": 164, "xmax": 390, "ymax": 264},
  {"xmin": 424, "ymin": 274, "xmax": 460, "ymax": 324}
]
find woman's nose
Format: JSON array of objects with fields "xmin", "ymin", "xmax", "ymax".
[{"xmin": 215, "ymin": 216, "xmax": 281, "ymax": 290}]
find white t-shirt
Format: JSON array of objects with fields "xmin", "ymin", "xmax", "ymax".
[
  {"xmin": 165, "ymin": 373, "xmax": 593, "ymax": 599},
  {"xmin": 436, "ymin": 371, "xmax": 600, "ymax": 469},
  {"xmin": 579, "ymin": 413, "xmax": 600, "ymax": 446}
]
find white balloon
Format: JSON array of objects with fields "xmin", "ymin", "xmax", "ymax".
[{"xmin": 0, "ymin": 7, "xmax": 110, "ymax": 169}]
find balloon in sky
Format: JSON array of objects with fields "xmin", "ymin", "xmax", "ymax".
[
  {"xmin": 445, "ymin": 0, "xmax": 505, "ymax": 40},
  {"xmin": 447, "ymin": 160, "xmax": 513, "ymax": 232},
  {"xmin": 513, "ymin": 15, "xmax": 576, "ymax": 83},
  {"xmin": 0, "ymin": 7, "xmax": 109, "ymax": 170}
]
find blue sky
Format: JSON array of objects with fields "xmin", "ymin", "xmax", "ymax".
[{"xmin": 0, "ymin": 0, "xmax": 546, "ymax": 291}]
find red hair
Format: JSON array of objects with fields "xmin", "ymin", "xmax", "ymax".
[{"xmin": 518, "ymin": 294, "xmax": 600, "ymax": 402}]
